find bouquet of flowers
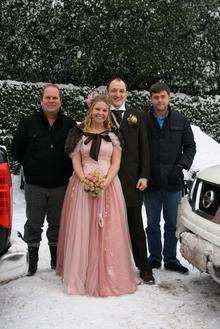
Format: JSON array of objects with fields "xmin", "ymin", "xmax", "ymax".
[{"xmin": 82, "ymin": 170, "xmax": 106, "ymax": 197}]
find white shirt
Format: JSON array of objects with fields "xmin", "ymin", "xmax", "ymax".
[{"xmin": 110, "ymin": 102, "xmax": 126, "ymax": 128}]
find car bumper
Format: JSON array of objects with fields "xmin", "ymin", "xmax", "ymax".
[
  {"xmin": 179, "ymin": 231, "xmax": 220, "ymax": 283},
  {"xmin": 177, "ymin": 196, "xmax": 220, "ymax": 283}
]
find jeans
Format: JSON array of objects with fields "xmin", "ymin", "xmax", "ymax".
[{"xmin": 143, "ymin": 190, "xmax": 182, "ymax": 263}]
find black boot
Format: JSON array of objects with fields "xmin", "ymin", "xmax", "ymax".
[
  {"xmin": 49, "ymin": 245, "xmax": 57, "ymax": 270},
  {"xmin": 27, "ymin": 246, "xmax": 39, "ymax": 276},
  {"xmin": 140, "ymin": 268, "xmax": 155, "ymax": 285}
]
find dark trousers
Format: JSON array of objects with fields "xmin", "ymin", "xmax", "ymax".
[
  {"xmin": 24, "ymin": 183, "xmax": 67, "ymax": 247},
  {"xmin": 127, "ymin": 206, "xmax": 150, "ymax": 272}
]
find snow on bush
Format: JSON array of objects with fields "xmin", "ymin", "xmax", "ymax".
[{"xmin": 0, "ymin": 80, "xmax": 219, "ymax": 172}]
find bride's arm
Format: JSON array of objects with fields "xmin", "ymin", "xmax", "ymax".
[
  {"xmin": 72, "ymin": 152, "xmax": 85, "ymax": 181},
  {"xmin": 104, "ymin": 146, "xmax": 121, "ymax": 188}
]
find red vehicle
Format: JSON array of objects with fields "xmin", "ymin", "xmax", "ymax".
[
  {"xmin": 0, "ymin": 146, "xmax": 12, "ymax": 257},
  {"xmin": 0, "ymin": 146, "xmax": 27, "ymax": 282}
]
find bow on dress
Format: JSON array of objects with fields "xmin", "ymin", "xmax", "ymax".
[{"xmin": 84, "ymin": 131, "xmax": 111, "ymax": 161}]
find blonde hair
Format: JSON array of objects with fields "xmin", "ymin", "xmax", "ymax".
[{"xmin": 84, "ymin": 94, "xmax": 112, "ymax": 132}]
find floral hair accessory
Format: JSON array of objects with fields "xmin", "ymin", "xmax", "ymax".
[
  {"xmin": 85, "ymin": 93, "xmax": 97, "ymax": 107},
  {"xmin": 85, "ymin": 92, "xmax": 107, "ymax": 108}
]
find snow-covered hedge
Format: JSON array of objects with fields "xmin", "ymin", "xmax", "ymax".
[{"xmin": 0, "ymin": 81, "xmax": 219, "ymax": 172}]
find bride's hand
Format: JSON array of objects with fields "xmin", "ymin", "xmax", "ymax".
[
  {"xmin": 80, "ymin": 175, "xmax": 85, "ymax": 182},
  {"xmin": 102, "ymin": 178, "xmax": 110, "ymax": 190}
]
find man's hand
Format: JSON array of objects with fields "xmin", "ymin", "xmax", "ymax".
[{"xmin": 136, "ymin": 178, "xmax": 148, "ymax": 191}]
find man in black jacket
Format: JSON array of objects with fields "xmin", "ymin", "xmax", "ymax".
[
  {"xmin": 12, "ymin": 84, "xmax": 76, "ymax": 276},
  {"xmin": 144, "ymin": 82, "xmax": 196, "ymax": 273},
  {"xmin": 107, "ymin": 78, "xmax": 154, "ymax": 284}
]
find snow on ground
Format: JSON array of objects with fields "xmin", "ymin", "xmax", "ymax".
[
  {"xmin": 1, "ymin": 128, "xmax": 220, "ymax": 329},
  {"xmin": 0, "ymin": 175, "xmax": 220, "ymax": 329}
]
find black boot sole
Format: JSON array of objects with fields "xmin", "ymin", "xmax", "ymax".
[
  {"xmin": 27, "ymin": 269, "xmax": 37, "ymax": 276},
  {"xmin": 164, "ymin": 266, "xmax": 189, "ymax": 274}
]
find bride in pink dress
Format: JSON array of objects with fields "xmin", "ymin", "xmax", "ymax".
[{"xmin": 56, "ymin": 94, "xmax": 137, "ymax": 297}]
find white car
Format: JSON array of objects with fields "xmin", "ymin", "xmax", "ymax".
[
  {"xmin": 177, "ymin": 125, "xmax": 220, "ymax": 284},
  {"xmin": 177, "ymin": 164, "xmax": 220, "ymax": 284}
]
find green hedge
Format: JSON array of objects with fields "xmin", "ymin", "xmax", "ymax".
[{"xmin": 0, "ymin": 81, "xmax": 219, "ymax": 172}]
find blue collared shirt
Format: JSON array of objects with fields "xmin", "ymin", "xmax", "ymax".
[{"xmin": 153, "ymin": 109, "xmax": 168, "ymax": 129}]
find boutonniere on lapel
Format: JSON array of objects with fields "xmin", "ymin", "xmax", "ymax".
[
  {"xmin": 127, "ymin": 114, "xmax": 138, "ymax": 126},
  {"xmin": 110, "ymin": 121, "xmax": 118, "ymax": 130}
]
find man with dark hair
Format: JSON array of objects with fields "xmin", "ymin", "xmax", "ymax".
[
  {"xmin": 144, "ymin": 81, "xmax": 196, "ymax": 273},
  {"xmin": 12, "ymin": 84, "xmax": 76, "ymax": 276},
  {"xmin": 107, "ymin": 77, "xmax": 154, "ymax": 284}
]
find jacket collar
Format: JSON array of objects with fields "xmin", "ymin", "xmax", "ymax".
[
  {"xmin": 149, "ymin": 105, "xmax": 184, "ymax": 130},
  {"xmin": 38, "ymin": 107, "xmax": 62, "ymax": 126},
  {"xmin": 150, "ymin": 104, "xmax": 171, "ymax": 118}
]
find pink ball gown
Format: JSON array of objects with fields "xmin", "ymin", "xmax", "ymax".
[{"xmin": 56, "ymin": 132, "xmax": 137, "ymax": 296}]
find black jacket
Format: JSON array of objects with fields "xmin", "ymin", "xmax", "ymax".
[
  {"xmin": 145, "ymin": 106, "xmax": 196, "ymax": 191},
  {"xmin": 115, "ymin": 107, "xmax": 150, "ymax": 207},
  {"xmin": 12, "ymin": 109, "xmax": 76, "ymax": 188}
]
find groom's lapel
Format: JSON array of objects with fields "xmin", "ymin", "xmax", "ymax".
[{"xmin": 120, "ymin": 106, "xmax": 132, "ymax": 130}]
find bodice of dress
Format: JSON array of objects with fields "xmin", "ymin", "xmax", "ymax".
[{"xmin": 72, "ymin": 132, "xmax": 121, "ymax": 176}]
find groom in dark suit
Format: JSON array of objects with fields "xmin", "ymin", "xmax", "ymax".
[{"xmin": 107, "ymin": 78, "xmax": 154, "ymax": 284}]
